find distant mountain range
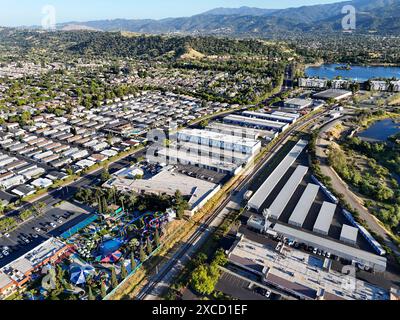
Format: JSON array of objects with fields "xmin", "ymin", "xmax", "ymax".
[
  {"xmin": 57, "ymin": 0, "xmax": 400, "ymax": 36},
  {"xmin": 201, "ymin": 6, "xmax": 278, "ymax": 16}
]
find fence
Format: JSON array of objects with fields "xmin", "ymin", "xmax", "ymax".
[
  {"xmin": 312, "ymin": 175, "xmax": 385, "ymax": 256},
  {"xmin": 103, "ymin": 244, "xmax": 161, "ymax": 300},
  {"xmin": 342, "ymin": 209, "xmax": 386, "ymax": 256},
  {"xmin": 60, "ymin": 215, "xmax": 99, "ymax": 240},
  {"xmin": 311, "ymin": 175, "xmax": 339, "ymax": 204}
]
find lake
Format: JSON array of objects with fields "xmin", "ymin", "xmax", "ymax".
[
  {"xmin": 358, "ymin": 119, "xmax": 400, "ymax": 142},
  {"xmin": 306, "ymin": 64, "xmax": 400, "ymax": 82}
]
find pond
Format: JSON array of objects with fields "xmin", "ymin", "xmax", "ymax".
[
  {"xmin": 358, "ymin": 119, "xmax": 400, "ymax": 142},
  {"xmin": 306, "ymin": 64, "xmax": 400, "ymax": 82}
]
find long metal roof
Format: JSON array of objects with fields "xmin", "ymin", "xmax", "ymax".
[
  {"xmin": 248, "ymin": 139, "xmax": 308, "ymax": 212},
  {"xmin": 313, "ymin": 202, "xmax": 337, "ymax": 235},
  {"xmin": 242, "ymin": 111, "xmax": 296, "ymax": 123},
  {"xmin": 269, "ymin": 165, "xmax": 309, "ymax": 220},
  {"xmin": 223, "ymin": 114, "xmax": 289, "ymax": 130},
  {"xmin": 288, "ymin": 183, "xmax": 320, "ymax": 227}
]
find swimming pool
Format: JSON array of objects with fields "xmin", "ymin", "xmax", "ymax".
[{"xmin": 99, "ymin": 238, "xmax": 124, "ymax": 256}]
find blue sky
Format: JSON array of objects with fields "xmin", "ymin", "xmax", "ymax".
[{"xmin": 0, "ymin": 0, "xmax": 342, "ymax": 26}]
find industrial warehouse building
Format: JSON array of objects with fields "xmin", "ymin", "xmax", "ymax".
[
  {"xmin": 155, "ymin": 128, "xmax": 261, "ymax": 175},
  {"xmin": 228, "ymin": 235, "xmax": 389, "ymax": 299},
  {"xmin": 104, "ymin": 166, "xmax": 221, "ymax": 215},
  {"xmin": 272, "ymin": 224, "xmax": 387, "ymax": 272},
  {"xmin": 241, "ymin": 111, "xmax": 297, "ymax": 124},
  {"xmin": 340, "ymin": 224, "xmax": 359, "ymax": 245},
  {"xmin": 206, "ymin": 122, "xmax": 261, "ymax": 140},
  {"xmin": 313, "ymin": 89, "xmax": 352, "ymax": 101},
  {"xmin": 223, "ymin": 114, "xmax": 289, "ymax": 133},
  {"xmin": 174, "ymin": 141, "xmax": 252, "ymax": 165},
  {"xmin": 248, "ymin": 140, "xmax": 308, "ymax": 212},
  {"xmin": 267, "ymin": 165, "xmax": 309, "ymax": 220},
  {"xmin": 176, "ymin": 129, "xmax": 261, "ymax": 155},
  {"xmin": 313, "ymin": 202, "xmax": 337, "ymax": 236},
  {"xmin": 156, "ymin": 147, "xmax": 243, "ymax": 175},
  {"xmin": 288, "ymin": 183, "xmax": 320, "ymax": 227},
  {"xmin": 283, "ymin": 98, "xmax": 314, "ymax": 110}
]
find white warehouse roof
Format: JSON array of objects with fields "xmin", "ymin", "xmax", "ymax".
[
  {"xmin": 340, "ymin": 224, "xmax": 359, "ymax": 244},
  {"xmin": 177, "ymin": 129, "xmax": 260, "ymax": 149},
  {"xmin": 313, "ymin": 202, "xmax": 337, "ymax": 235},
  {"xmin": 248, "ymin": 140, "xmax": 308, "ymax": 212},
  {"xmin": 223, "ymin": 114, "xmax": 289, "ymax": 131},
  {"xmin": 268, "ymin": 165, "xmax": 309, "ymax": 220},
  {"xmin": 288, "ymin": 183, "xmax": 320, "ymax": 227},
  {"xmin": 242, "ymin": 111, "xmax": 296, "ymax": 123}
]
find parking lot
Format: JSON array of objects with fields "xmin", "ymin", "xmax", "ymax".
[
  {"xmin": 216, "ymin": 270, "xmax": 281, "ymax": 300},
  {"xmin": 0, "ymin": 201, "xmax": 92, "ymax": 267}
]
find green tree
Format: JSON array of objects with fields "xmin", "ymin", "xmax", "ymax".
[
  {"xmin": 33, "ymin": 202, "xmax": 46, "ymax": 216},
  {"xmin": 199, "ymin": 119, "xmax": 209, "ymax": 129},
  {"xmin": 101, "ymin": 167, "xmax": 111, "ymax": 183},
  {"xmin": 212, "ymin": 249, "xmax": 227, "ymax": 267},
  {"xmin": 146, "ymin": 237, "xmax": 153, "ymax": 255},
  {"xmin": 154, "ymin": 229, "xmax": 160, "ymax": 247},
  {"xmin": 121, "ymin": 263, "xmax": 128, "ymax": 279},
  {"xmin": 110, "ymin": 267, "xmax": 118, "ymax": 289},
  {"xmin": 190, "ymin": 264, "xmax": 220, "ymax": 296},
  {"xmin": 0, "ymin": 201, "xmax": 4, "ymax": 216},
  {"xmin": 20, "ymin": 209, "xmax": 33, "ymax": 221},
  {"xmin": 130, "ymin": 251, "xmax": 137, "ymax": 271},
  {"xmin": 139, "ymin": 245, "xmax": 147, "ymax": 263},
  {"xmin": 100, "ymin": 282, "xmax": 107, "ymax": 298},
  {"xmin": 193, "ymin": 252, "xmax": 207, "ymax": 267},
  {"xmin": 88, "ymin": 285, "xmax": 95, "ymax": 301},
  {"xmin": 129, "ymin": 238, "xmax": 140, "ymax": 250},
  {"xmin": 174, "ymin": 190, "xmax": 189, "ymax": 219}
]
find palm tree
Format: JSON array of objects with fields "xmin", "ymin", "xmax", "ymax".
[
  {"xmin": 88, "ymin": 285, "xmax": 95, "ymax": 301},
  {"xmin": 27, "ymin": 289, "xmax": 37, "ymax": 300},
  {"xmin": 121, "ymin": 262, "xmax": 128, "ymax": 279},
  {"xmin": 127, "ymin": 194, "xmax": 137, "ymax": 211},
  {"xmin": 119, "ymin": 194, "xmax": 126, "ymax": 212},
  {"xmin": 146, "ymin": 237, "xmax": 153, "ymax": 255},
  {"xmin": 129, "ymin": 238, "xmax": 140, "ymax": 250},
  {"xmin": 100, "ymin": 282, "xmax": 107, "ymax": 299},
  {"xmin": 130, "ymin": 252, "xmax": 136, "ymax": 272},
  {"xmin": 139, "ymin": 245, "xmax": 147, "ymax": 263},
  {"xmin": 154, "ymin": 229, "xmax": 160, "ymax": 247},
  {"xmin": 110, "ymin": 268, "xmax": 118, "ymax": 289}
]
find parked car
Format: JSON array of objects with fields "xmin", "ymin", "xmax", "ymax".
[
  {"xmin": 4, "ymin": 233, "xmax": 10, "ymax": 238},
  {"xmin": 50, "ymin": 222, "xmax": 57, "ymax": 228},
  {"xmin": 34, "ymin": 227, "xmax": 41, "ymax": 233}
]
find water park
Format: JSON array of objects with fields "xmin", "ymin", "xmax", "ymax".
[{"xmin": 19, "ymin": 206, "xmax": 176, "ymax": 300}]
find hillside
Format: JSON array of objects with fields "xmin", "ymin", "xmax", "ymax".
[{"xmin": 58, "ymin": 0, "xmax": 400, "ymax": 36}]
